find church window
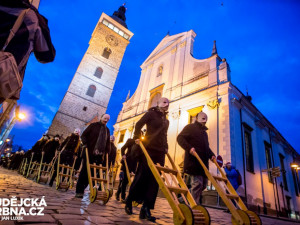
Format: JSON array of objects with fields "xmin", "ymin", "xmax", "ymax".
[
  {"xmin": 83, "ymin": 106, "xmax": 87, "ymax": 111},
  {"xmin": 157, "ymin": 65, "xmax": 163, "ymax": 77},
  {"xmin": 94, "ymin": 67, "xmax": 103, "ymax": 79},
  {"xmin": 148, "ymin": 92, "xmax": 161, "ymax": 109},
  {"xmin": 118, "ymin": 130, "xmax": 126, "ymax": 143},
  {"xmin": 187, "ymin": 106, "xmax": 204, "ymax": 124},
  {"xmin": 243, "ymin": 123, "xmax": 254, "ymax": 173},
  {"xmin": 86, "ymin": 85, "xmax": 96, "ymax": 97},
  {"xmin": 102, "ymin": 47, "xmax": 112, "ymax": 59}
]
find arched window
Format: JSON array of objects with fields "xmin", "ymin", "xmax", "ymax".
[
  {"xmin": 157, "ymin": 65, "xmax": 163, "ymax": 76},
  {"xmin": 102, "ymin": 47, "xmax": 112, "ymax": 59},
  {"xmin": 148, "ymin": 92, "xmax": 161, "ymax": 109},
  {"xmin": 86, "ymin": 85, "xmax": 96, "ymax": 97},
  {"xmin": 94, "ymin": 67, "xmax": 103, "ymax": 79}
]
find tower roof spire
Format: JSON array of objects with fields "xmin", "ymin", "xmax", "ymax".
[
  {"xmin": 111, "ymin": 4, "xmax": 128, "ymax": 28},
  {"xmin": 211, "ymin": 40, "xmax": 217, "ymax": 56}
]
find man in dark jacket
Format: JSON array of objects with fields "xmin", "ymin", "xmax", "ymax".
[
  {"xmin": 48, "ymin": 129, "xmax": 80, "ymax": 187},
  {"xmin": 115, "ymin": 138, "xmax": 137, "ymax": 202},
  {"xmin": 42, "ymin": 134, "xmax": 60, "ymax": 164},
  {"xmin": 125, "ymin": 97, "xmax": 169, "ymax": 222},
  {"xmin": 108, "ymin": 135, "xmax": 117, "ymax": 168},
  {"xmin": 177, "ymin": 111, "xmax": 215, "ymax": 205},
  {"xmin": 0, "ymin": 0, "xmax": 55, "ymax": 103},
  {"xmin": 75, "ymin": 114, "xmax": 111, "ymax": 198},
  {"xmin": 31, "ymin": 134, "xmax": 49, "ymax": 162}
]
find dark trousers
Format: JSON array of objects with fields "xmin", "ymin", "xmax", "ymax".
[
  {"xmin": 76, "ymin": 156, "xmax": 103, "ymax": 194},
  {"xmin": 126, "ymin": 152, "xmax": 165, "ymax": 209},
  {"xmin": 116, "ymin": 171, "xmax": 129, "ymax": 200}
]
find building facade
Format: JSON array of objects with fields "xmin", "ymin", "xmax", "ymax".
[
  {"xmin": 48, "ymin": 5, "xmax": 133, "ymax": 138},
  {"xmin": 113, "ymin": 30, "xmax": 300, "ymax": 218}
]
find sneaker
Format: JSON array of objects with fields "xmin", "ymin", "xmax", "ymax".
[{"xmin": 75, "ymin": 193, "xmax": 84, "ymax": 198}]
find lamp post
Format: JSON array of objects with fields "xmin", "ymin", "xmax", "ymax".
[{"xmin": 0, "ymin": 109, "xmax": 26, "ymax": 155}]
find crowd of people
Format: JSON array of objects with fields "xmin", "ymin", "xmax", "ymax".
[{"xmin": 1, "ymin": 97, "xmax": 241, "ymax": 222}]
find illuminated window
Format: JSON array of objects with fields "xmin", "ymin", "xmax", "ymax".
[
  {"xmin": 118, "ymin": 130, "xmax": 126, "ymax": 143},
  {"xmin": 86, "ymin": 85, "xmax": 96, "ymax": 97},
  {"xmin": 102, "ymin": 47, "xmax": 111, "ymax": 59},
  {"xmin": 94, "ymin": 67, "xmax": 103, "ymax": 79},
  {"xmin": 187, "ymin": 106, "xmax": 204, "ymax": 124},
  {"xmin": 101, "ymin": 19, "xmax": 130, "ymax": 40},
  {"xmin": 149, "ymin": 92, "xmax": 161, "ymax": 109}
]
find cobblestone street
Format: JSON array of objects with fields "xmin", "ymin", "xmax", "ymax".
[{"xmin": 0, "ymin": 168, "xmax": 298, "ymax": 225}]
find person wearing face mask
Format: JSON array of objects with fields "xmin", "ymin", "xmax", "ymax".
[
  {"xmin": 42, "ymin": 134, "xmax": 60, "ymax": 164},
  {"xmin": 125, "ymin": 97, "xmax": 169, "ymax": 222},
  {"xmin": 75, "ymin": 114, "xmax": 111, "ymax": 198},
  {"xmin": 31, "ymin": 134, "xmax": 50, "ymax": 162},
  {"xmin": 108, "ymin": 135, "xmax": 117, "ymax": 168},
  {"xmin": 48, "ymin": 129, "xmax": 81, "ymax": 187},
  {"xmin": 177, "ymin": 111, "xmax": 216, "ymax": 205}
]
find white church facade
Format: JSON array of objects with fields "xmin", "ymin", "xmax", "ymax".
[{"xmin": 113, "ymin": 30, "xmax": 300, "ymax": 218}]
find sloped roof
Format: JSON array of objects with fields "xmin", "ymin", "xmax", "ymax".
[{"xmin": 142, "ymin": 32, "xmax": 188, "ymax": 66}]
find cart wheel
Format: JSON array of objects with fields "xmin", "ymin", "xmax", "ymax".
[
  {"xmin": 246, "ymin": 210, "xmax": 261, "ymax": 225},
  {"xmin": 90, "ymin": 187, "xmax": 98, "ymax": 203},
  {"xmin": 173, "ymin": 203, "xmax": 193, "ymax": 225},
  {"xmin": 192, "ymin": 205, "xmax": 211, "ymax": 225},
  {"xmin": 96, "ymin": 190, "xmax": 110, "ymax": 205},
  {"xmin": 132, "ymin": 201, "xmax": 139, "ymax": 207},
  {"xmin": 231, "ymin": 209, "xmax": 251, "ymax": 225}
]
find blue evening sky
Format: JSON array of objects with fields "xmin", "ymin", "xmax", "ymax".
[{"xmin": 11, "ymin": 0, "xmax": 300, "ymax": 153}]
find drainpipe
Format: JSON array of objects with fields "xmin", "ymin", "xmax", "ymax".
[
  {"xmin": 269, "ymin": 128, "xmax": 281, "ymax": 216},
  {"xmin": 239, "ymin": 105, "xmax": 248, "ymax": 206}
]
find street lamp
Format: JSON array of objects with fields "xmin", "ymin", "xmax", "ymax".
[
  {"xmin": 291, "ymin": 162, "xmax": 299, "ymax": 168},
  {"xmin": 16, "ymin": 112, "xmax": 26, "ymax": 121}
]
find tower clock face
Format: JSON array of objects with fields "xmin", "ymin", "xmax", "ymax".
[{"xmin": 106, "ymin": 34, "xmax": 119, "ymax": 46}]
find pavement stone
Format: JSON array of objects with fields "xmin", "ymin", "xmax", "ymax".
[{"xmin": 0, "ymin": 167, "xmax": 299, "ymax": 225}]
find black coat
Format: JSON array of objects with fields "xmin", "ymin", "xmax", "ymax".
[
  {"xmin": 133, "ymin": 107, "xmax": 169, "ymax": 157},
  {"xmin": 177, "ymin": 121, "xmax": 215, "ymax": 176},
  {"xmin": 120, "ymin": 138, "xmax": 137, "ymax": 173},
  {"xmin": 31, "ymin": 139, "xmax": 47, "ymax": 162},
  {"xmin": 108, "ymin": 142, "xmax": 117, "ymax": 167},
  {"xmin": 42, "ymin": 139, "xmax": 60, "ymax": 163},
  {"xmin": 59, "ymin": 133, "xmax": 80, "ymax": 165},
  {"xmin": 81, "ymin": 122, "xmax": 110, "ymax": 159}
]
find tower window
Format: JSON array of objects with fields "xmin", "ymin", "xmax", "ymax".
[
  {"xmin": 157, "ymin": 65, "xmax": 163, "ymax": 77},
  {"xmin": 94, "ymin": 67, "xmax": 103, "ymax": 79},
  {"xmin": 83, "ymin": 106, "xmax": 87, "ymax": 111},
  {"xmin": 86, "ymin": 85, "xmax": 96, "ymax": 97},
  {"xmin": 102, "ymin": 47, "xmax": 112, "ymax": 59}
]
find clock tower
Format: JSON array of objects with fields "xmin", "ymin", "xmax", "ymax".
[{"xmin": 48, "ymin": 5, "xmax": 133, "ymax": 137}]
